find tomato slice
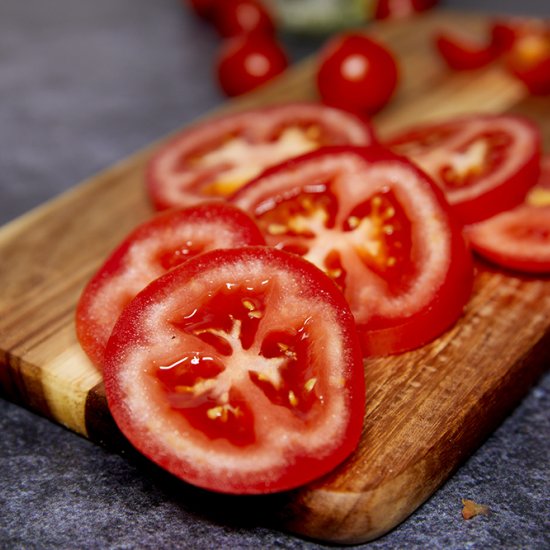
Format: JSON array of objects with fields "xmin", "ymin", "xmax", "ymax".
[
  {"xmin": 505, "ymin": 25, "xmax": 550, "ymax": 96},
  {"xmin": 386, "ymin": 114, "xmax": 541, "ymax": 224},
  {"xmin": 375, "ymin": 0, "xmax": 438, "ymax": 20},
  {"xmin": 466, "ymin": 155, "xmax": 550, "ymax": 274},
  {"xmin": 231, "ymin": 146, "xmax": 474, "ymax": 356},
  {"xmin": 146, "ymin": 103, "xmax": 375, "ymax": 210},
  {"xmin": 435, "ymin": 31, "xmax": 499, "ymax": 70},
  {"xmin": 103, "ymin": 247, "xmax": 365, "ymax": 494},
  {"xmin": 76, "ymin": 203, "xmax": 265, "ymax": 369}
]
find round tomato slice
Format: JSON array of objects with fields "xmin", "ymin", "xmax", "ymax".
[
  {"xmin": 76, "ymin": 203, "xmax": 265, "ymax": 369},
  {"xmin": 386, "ymin": 114, "xmax": 541, "ymax": 224},
  {"xmin": 466, "ymin": 155, "xmax": 550, "ymax": 274},
  {"xmin": 231, "ymin": 146, "xmax": 474, "ymax": 356},
  {"xmin": 103, "ymin": 247, "xmax": 365, "ymax": 494},
  {"xmin": 146, "ymin": 103, "xmax": 375, "ymax": 210}
]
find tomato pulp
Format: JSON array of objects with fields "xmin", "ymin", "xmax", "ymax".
[
  {"xmin": 232, "ymin": 146, "xmax": 474, "ymax": 355},
  {"xmin": 147, "ymin": 103, "xmax": 375, "ymax": 210},
  {"xmin": 76, "ymin": 203, "xmax": 265, "ymax": 368},
  {"xmin": 104, "ymin": 247, "xmax": 365, "ymax": 494}
]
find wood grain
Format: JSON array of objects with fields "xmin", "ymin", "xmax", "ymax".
[{"xmin": 0, "ymin": 10, "xmax": 549, "ymax": 544}]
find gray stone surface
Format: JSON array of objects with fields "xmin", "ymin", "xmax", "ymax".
[{"xmin": 1, "ymin": 0, "xmax": 549, "ymax": 548}]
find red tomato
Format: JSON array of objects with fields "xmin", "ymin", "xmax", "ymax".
[
  {"xmin": 386, "ymin": 114, "xmax": 541, "ymax": 224},
  {"xmin": 76, "ymin": 203, "xmax": 265, "ymax": 369},
  {"xmin": 147, "ymin": 103, "xmax": 375, "ymax": 210},
  {"xmin": 375, "ymin": 0, "xmax": 438, "ymax": 20},
  {"xmin": 103, "ymin": 246, "xmax": 365, "ymax": 494},
  {"xmin": 505, "ymin": 28, "xmax": 550, "ymax": 95},
  {"xmin": 466, "ymin": 155, "xmax": 550, "ymax": 273},
  {"xmin": 216, "ymin": 33, "xmax": 288, "ymax": 97},
  {"xmin": 490, "ymin": 20, "xmax": 518, "ymax": 53},
  {"xmin": 213, "ymin": 0, "xmax": 275, "ymax": 38},
  {"xmin": 435, "ymin": 31, "xmax": 499, "ymax": 70},
  {"xmin": 316, "ymin": 33, "xmax": 399, "ymax": 116},
  {"xmin": 231, "ymin": 146, "xmax": 473, "ymax": 356}
]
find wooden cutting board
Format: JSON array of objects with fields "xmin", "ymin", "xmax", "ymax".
[{"xmin": 1, "ymin": 10, "xmax": 549, "ymax": 544}]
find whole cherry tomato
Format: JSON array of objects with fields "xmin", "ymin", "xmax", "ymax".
[
  {"xmin": 213, "ymin": 0, "xmax": 275, "ymax": 38},
  {"xmin": 216, "ymin": 33, "xmax": 288, "ymax": 97},
  {"xmin": 316, "ymin": 33, "xmax": 399, "ymax": 116}
]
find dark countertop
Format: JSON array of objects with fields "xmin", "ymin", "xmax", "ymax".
[{"xmin": 1, "ymin": 1, "xmax": 549, "ymax": 548}]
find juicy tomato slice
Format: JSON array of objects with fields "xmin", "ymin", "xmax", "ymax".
[
  {"xmin": 146, "ymin": 103, "xmax": 375, "ymax": 210},
  {"xmin": 103, "ymin": 247, "xmax": 365, "ymax": 494},
  {"xmin": 231, "ymin": 146, "xmax": 474, "ymax": 356},
  {"xmin": 386, "ymin": 114, "xmax": 541, "ymax": 224},
  {"xmin": 466, "ymin": 155, "xmax": 550, "ymax": 273},
  {"xmin": 316, "ymin": 33, "xmax": 399, "ymax": 116},
  {"xmin": 435, "ymin": 31, "xmax": 499, "ymax": 70},
  {"xmin": 216, "ymin": 33, "xmax": 288, "ymax": 97},
  {"xmin": 375, "ymin": 0, "xmax": 438, "ymax": 20},
  {"xmin": 76, "ymin": 203, "xmax": 265, "ymax": 369}
]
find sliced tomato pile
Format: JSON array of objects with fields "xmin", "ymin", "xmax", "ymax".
[
  {"xmin": 77, "ymin": 96, "xmax": 549, "ymax": 496},
  {"xmin": 466, "ymin": 154, "xmax": 550, "ymax": 274},
  {"xmin": 386, "ymin": 114, "xmax": 541, "ymax": 224},
  {"xmin": 76, "ymin": 203, "xmax": 265, "ymax": 368},
  {"xmin": 146, "ymin": 103, "xmax": 375, "ymax": 210},
  {"xmin": 103, "ymin": 247, "xmax": 365, "ymax": 494},
  {"xmin": 231, "ymin": 146, "xmax": 474, "ymax": 355}
]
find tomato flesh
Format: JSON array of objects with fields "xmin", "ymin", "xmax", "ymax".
[
  {"xmin": 103, "ymin": 247, "xmax": 365, "ymax": 494},
  {"xmin": 232, "ymin": 146, "xmax": 474, "ymax": 355},
  {"xmin": 147, "ymin": 103, "xmax": 375, "ymax": 210},
  {"xmin": 76, "ymin": 203, "xmax": 265, "ymax": 369},
  {"xmin": 435, "ymin": 31, "xmax": 499, "ymax": 70},
  {"xmin": 386, "ymin": 115, "xmax": 541, "ymax": 224}
]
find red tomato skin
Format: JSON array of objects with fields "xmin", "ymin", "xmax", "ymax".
[
  {"xmin": 76, "ymin": 203, "xmax": 265, "ymax": 369},
  {"xmin": 231, "ymin": 145, "xmax": 474, "ymax": 356},
  {"xmin": 216, "ymin": 33, "xmax": 288, "ymax": 97},
  {"xmin": 435, "ymin": 32, "xmax": 499, "ymax": 70},
  {"xmin": 505, "ymin": 37, "xmax": 550, "ymax": 96},
  {"xmin": 490, "ymin": 20, "xmax": 518, "ymax": 53},
  {"xmin": 146, "ymin": 102, "xmax": 376, "ymax": 210},
  {"xmin": 213, "ymin": 0, "xmax": 275, "ymax": 38},
  {"xmin": 386, "ymin": 115, "xmax": 542, "ymax": 225},
  {"xmin": 103, "ymin": 246, "xmax": 365, "ymax": 494},
  {"xmin": 316, "ymin": 33, "xmax": 399, "ymax": 116}
]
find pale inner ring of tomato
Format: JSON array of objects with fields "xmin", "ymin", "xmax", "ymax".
[
  {"xmin": 235, "ymin": 154, "xmax": 452, "ymax": 323},
  {"xmin": 116, "ymin": 262, "xmax": 353, "ymax": 479}
]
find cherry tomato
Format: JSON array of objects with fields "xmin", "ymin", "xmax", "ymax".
[
  {"xmin": 316, "ymin": 33, "xmax": 399, "ymax": 116},
  {"xmin": 216, "ymin": 33, "xmax": 288, "ymax": 97},
  {"xmin": 386, "ymin": 114, "xmax": 541, "ymax": 224},
  {"xmin": 147, "ymin": 103, "xmax": 375, "ymax": 210},
  {"xmin": 213, "ymin": 0, "xmax": 275, "ymax": 38},
  {"xmin": 76, "ymin": 203, "xmax": 265, "ymax": 369},
  {"xmin": 435, "ymin": 31, "xmax": 499, "ymax": 70},
  {"xmin": 103, "ymin": 246, "xmax": 365, "ymax": 494},
  {"xmin": 466, "ymin": 155, "xmax": 550, "ymax": 274},
  {"xmin": 490, "ymin": 20, "xmax": 518, "ymax": 53},
  {"xmin": 505, "ymin": 27, "xmax": 550, "ymax": 95},
  {"xmin": 231, "ymin": 146, "xmax": 473, "ymax": 356},
  {"xmin": 375, "ymin": 0, "xmax": 438, "ymax": 20}
]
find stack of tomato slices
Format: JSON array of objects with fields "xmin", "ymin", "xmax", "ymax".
[{"xmin": 77, "ymin": 103, "xmax": 548, "ymax": 496}]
